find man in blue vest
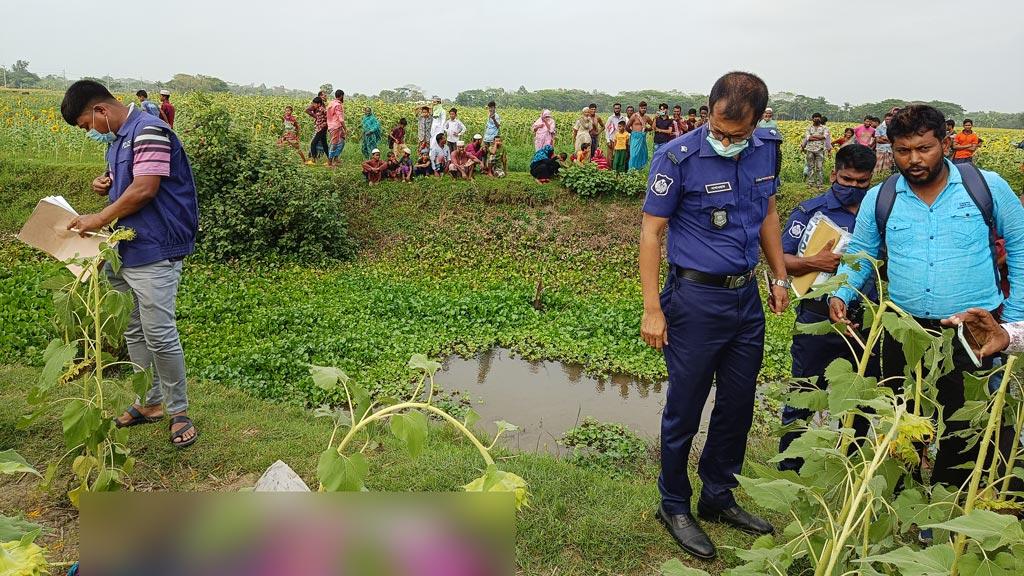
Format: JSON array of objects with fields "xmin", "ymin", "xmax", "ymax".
[
  {"xmin": 830, "ymin": 104, "xmax": 1024, "ymax": 491},
  {"xmin": 61, "ymin": 80, "xmax": 200, "ymax": 448},
  {"xmin": 777, "ymin": 144, "xmax": 877, "ymax": 471},
  {"xmin": 640, "ymin": 71, "xmax": 790, "ymax": 560}
]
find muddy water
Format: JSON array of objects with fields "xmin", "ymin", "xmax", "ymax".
[{"xmin": 440, "ymin": 348, "xmax": 715, "ymax": 454}]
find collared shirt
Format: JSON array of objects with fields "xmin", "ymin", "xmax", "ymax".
[
  {"xmin": 160, "ymin": 101, "xmax": 175, "ymax": 128},
  {"xmin": 484, "ymin": 112, "xmax": 500, "ymax": 141},
  {"xmin": 140, "ymin": 99, "xmax": 160, "ymax": 117},
  {"xmin": 875, "ymin": 121, "xmax": 891, "ymax": 153},
  {"xmin": 106, "ymin": 105, "xmax": 198, "ymax": 267},
  {"xmin": 417, "ymin": 115, "xmax": 432, "ymax": 143},
  {"xmin": 803, "ymin": 124, "xmax": 830, "ymax": 153},
  {"xmin": 835, "ymin": 160, "xmax": 1024, "ymax": 322},
  {"xmin": 429, "ymin": 144, "xmax": 450, "ymax": 171},
  {"xmin": 642, "ymin": 124, "xmax": 782, "ymax": 275},
  {"xmin": 443, "ymin": 118, "xmax": 465, "ymax": 143},
  {"xmin": 326, "ymin": 99, "xmax": 345, "ymax": 131},
  {"xmin": 783, "ymin": 188, "xmax": 878, "ymax": 322},
  {"xmin": 606, "ymin": 113, "xmax": 626, "ymax": 142}
]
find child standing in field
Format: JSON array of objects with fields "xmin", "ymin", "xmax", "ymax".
[
  {"xmin": 486, "ymin": 136, "xmax": 508, "ymax": 177},
  {"xmin": 612, "ymin": 121, "xmax": 629, "ymax": 173},
  {"xmin": 276, "ymin": 106, "xmax": 307, "ymax": 163}
]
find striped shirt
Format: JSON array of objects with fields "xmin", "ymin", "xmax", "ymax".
[{"xmin": 132, "ymin": 126, "xmax": 172, "ymax": 177}]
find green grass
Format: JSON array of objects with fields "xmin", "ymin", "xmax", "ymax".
[
  {"xmin": 0, "ymin": 155, "xmax": 809, "ymax": 574},
  {"xmin": 0, "ymin": 364, "xmax": 784, "ymax": 575}
]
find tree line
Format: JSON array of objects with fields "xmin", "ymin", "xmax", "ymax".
[{"xmin": 3, "ymin": 60, "xmax": 1021, "ymax": 129}]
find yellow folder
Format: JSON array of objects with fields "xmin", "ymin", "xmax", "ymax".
[{"xmin": 791, "ymin": 216, "xmax": 847, "ymax": 297}]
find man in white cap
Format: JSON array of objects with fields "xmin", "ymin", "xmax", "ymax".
[
  {"xmin": 158, "ymin": 89, "xmax": 175, "ymax": 129},
  {"xmin": 466, "ymin": 133, "xmax": 486, "ymax": 168},
  {"xmin": 361, "ymin": 148, "xmax": 387, "ymax": 184},
  {"xmin": 757, "ymin": 107, "xmax": 777, "ymax": 129},
  {"xmin": 449, "ymin": 140, "xmax": 481, "ymax": 179}
]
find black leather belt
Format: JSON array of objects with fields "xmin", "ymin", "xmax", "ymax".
[{"xmin": 674, "ymin": 266, "xmax": 755, "ymax": 289}]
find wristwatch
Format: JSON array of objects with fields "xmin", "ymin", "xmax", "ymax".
[{"xmin": 770, "ymin": 278, "xmax": 791, "ymax": 289}]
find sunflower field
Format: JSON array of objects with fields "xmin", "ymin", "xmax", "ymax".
[{"xmin": 2, "ymin": 88, "xmax": 1022, "ymax": 187}]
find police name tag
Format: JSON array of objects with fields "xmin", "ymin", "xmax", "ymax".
[{"xmin": 705, "ymin": 181, "xmax": 732, "ymax": 194}]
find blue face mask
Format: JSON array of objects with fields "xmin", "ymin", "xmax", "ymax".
[
  {"xmin": 87, "ymin": 109, "xmax": 116, "ymax": 144},
  {"xmin": 832, "ymin": 182, "xmax": 869, "ymax": 207},
  {"xmin": 706, "ymin": 133, "xmax": 749, "ymax": 158}
]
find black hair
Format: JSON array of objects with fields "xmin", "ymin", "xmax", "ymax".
[
  {"xmin": 638, "ymin": 101, "xmax": 647, "ymax": 107},
  {"xmin": 821, "ymin": 116, "xmax": 828, "ymax": 124},
  {"xmin": 888, "ymin": 104, "xmax": 947, "ymax": 144},
  {"xmin": 581, "ymin": 142, "xmax": 590, "ymax": 151},
  {"xmin": 658, "ymin": 103, "xmax": 668, "ymax": 109},
  {"xmin": 963, "ymin": 118, "xmax": 974, "ymax": 125},
  {"xmin": 708, "ymin": 71, "xmax": 768, "ymax": 125},
  {"xmin": 335, "ymin": 89, "xmax": 344, "ymax": 99},
  {"xmin": 487, "ymin": 101, "xmax": 496, "ymax": 107},
  {"xmin": 588, "ymin": 102, "xmax": 597, "ymax": 108},
  {"xmin": 613, "ymin": 102, "xmax": 621, "ymax": 107},
  {"xmin": 618, "ymin": 120, "xmax": 626, "ymax": 126},
  {"xmin": 811, "ymin": 112, "xmax": 822, "ymax": 119},
  {"xmin": 699, "ymin": 105, "xmax": 709, "ymax": 113},
  {"xmin": 688, "ymin": 108, "xmax": 697, "ymax": 115},
  {"xmin": 61, "ymin": 80, "xmax": 117, "ymax": 125},
  {"xmin": 834, "ymin": 144, "xmax": 876, "ymax": 173},
  {"xmin": 673, "ymin": 105, "xmax": 681, "ymax": 110},
  {"xmin": 399, "ymin": 117, "xmax": 407, "ymax": 125},
  {"xmin": 136, "ymin": 89, "xmax": 148, "ymax": 98},
  {"xmin": 435, "ymin": 133, "xmax": 445, "ymax": 144},
  {"xmin": 864, "ymin": 115, "xmax": 872, "ymax": 121},
  {"xmin": 558, "ymin": 152, "xmax": 568, "ymax": 160},
  {"xmin": 312, "ymin": 96, "xmax": 323, "ymax": 105},
  {"xmin": 945, "ymin": 119, "xmax": 956, "ymax": 127},
  {"xmin": 449, "ymin": 107, "xmax": 458, "ymax": 114},
  {"xmin": 626, "ymin": 105, "xmax": 635, "ymax": 110}
]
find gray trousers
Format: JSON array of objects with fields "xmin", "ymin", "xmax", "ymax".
[{"xmin": 106, "ymin": 259, "xmax": 189, "ymax": 414}]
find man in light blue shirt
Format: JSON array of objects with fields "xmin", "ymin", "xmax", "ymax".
[
  {"xmin": 829, "ymin": 104, "xmax": 1024, "ymax": 492},
  {"xmin": 483, "ymin": 100, "xmax": 500, "ymax": 144}
]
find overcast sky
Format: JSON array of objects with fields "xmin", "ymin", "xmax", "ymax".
[{"xmin": 3, "ymin": 0, "xmax": 1020, "ymax": 111}]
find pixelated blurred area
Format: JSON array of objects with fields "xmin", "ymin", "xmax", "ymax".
[{"xmin": 81, "ymin": 493, "xmax": 514, "ymax": 576}]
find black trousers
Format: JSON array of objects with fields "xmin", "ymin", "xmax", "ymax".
[
  {"xmin": 310, "ymin": 128, "xmax": 329, "ymax": 158},
  {"xmin": 530, "ymin": 158, "xmax": 560, "ymax": 179},
  {"xmin": 882, "ymin": 317, "xmax": 1016, "ymax": 490}
]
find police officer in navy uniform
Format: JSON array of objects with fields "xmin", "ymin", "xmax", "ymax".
[
  {"xmin": 777, "ymin": 144, "xmax": 879, "ymax": 471},
  {"xmin": 640, "ymin": 72, "xmax": 790, "ymax": 560}
]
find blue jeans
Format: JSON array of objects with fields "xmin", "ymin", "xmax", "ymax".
[{"xmin": 106, "ymin": 259, "xmax": 189, "ymax": 414}]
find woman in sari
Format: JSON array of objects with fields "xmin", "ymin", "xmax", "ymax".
[
  {"xmin": 360, "ymin": 108, "xmax": 382, "ymax": 160},
  {"xmin": 531, "ymin": 109, "xmax": 556, "ymax": 151}
]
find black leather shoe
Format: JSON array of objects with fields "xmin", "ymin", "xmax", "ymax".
[
  {"xmin": 697, "ymin": 501, "xmax": 774, "ymax": 536},
  {"xmin": 657, "ymin": 505, "xmax": 717, "ymax": 560}
]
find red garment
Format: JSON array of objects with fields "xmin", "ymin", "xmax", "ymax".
[
  {"xmin": 161, "ymin": 101, "xmax": 175, "ymax": 128},
  {"xmin": 466, "ymin": 141, "xmax": 484, "ymax": 160},
  {"xmin": 592, "ymin": 150, "xmax": 609, "ymax": 170}
]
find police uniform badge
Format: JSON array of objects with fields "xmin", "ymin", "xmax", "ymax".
[
  {"xmin": 651, "ymin": 173, "xmax": 673, "ymax": 196},
  {"xmin": 711, "ymin": 209, "xmax": 728, "ymax": 229},
  {"xmin": 788, "ymin": 220, "xmax": 805, "ymax": 239}
]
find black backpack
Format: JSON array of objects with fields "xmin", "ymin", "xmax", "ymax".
[{"xmin": 875, "ymin": 162, "xmax": 1001, "ymax": 285}]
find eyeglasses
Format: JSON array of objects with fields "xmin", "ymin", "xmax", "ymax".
[{"xmin": 707, "ymin": 121, "xmax": 753, "ymax": 144}]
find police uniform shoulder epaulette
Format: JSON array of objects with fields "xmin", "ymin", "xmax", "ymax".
[
  {"xmin": 754, "ymin": 126, "xmax": 782, "ymax": 141},
  {"xmin": 665, "ymin": 131, "xmax": 702, "ymax": 165},
  {"xmin": 795, "ymin": 195, "xmax": 827, "ymax": 214}
]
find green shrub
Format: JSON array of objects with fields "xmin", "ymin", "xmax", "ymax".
[
  {"xmin": 561, "ymin": 163, "xmax": 647, "ymax": 198},
  {"xmin": 560, "ymin": 417, "xmax": 649, "ymax": 475},
  {"xmin": 184, "ymin": 96, "xmax": 356, "ymax": 263}
]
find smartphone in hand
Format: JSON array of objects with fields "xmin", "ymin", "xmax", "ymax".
[{"xmin": 958, "ymin": 323, "xmax": 983, "ymax": 368}]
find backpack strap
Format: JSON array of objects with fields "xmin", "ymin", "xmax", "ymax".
[
  {"xmin": 955, "ymin": 162, "xmax": 1000, "ymax": 285},
  {"xmin": 874, "ymin": 174, "xmax": 901, "ymax": 280}
]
